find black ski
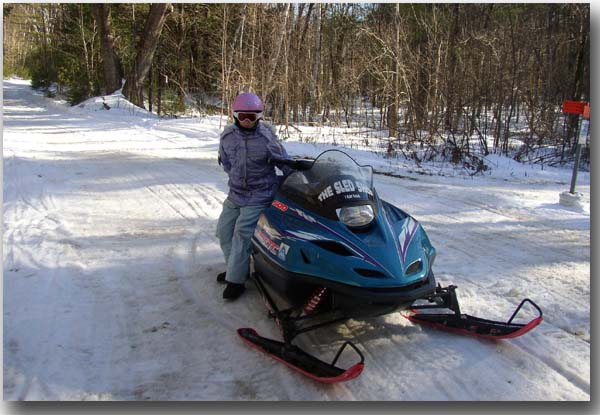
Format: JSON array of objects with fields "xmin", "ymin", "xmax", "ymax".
[
  {"xmin": 238, "ymin": 328, "xmax": 364, "ymax": 383},
  {"xmin": 405, "ymin": 286, "xmax": 543, "ymax": 339}
]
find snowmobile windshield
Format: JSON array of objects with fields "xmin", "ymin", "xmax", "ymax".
[{"xmin": 279, "ymin": 150, "xmax": 376, "ymax": 221}]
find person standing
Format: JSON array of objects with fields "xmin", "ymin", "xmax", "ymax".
[{"xmin": 216, "ymin": 92, "xmax": 292, "ymax": 300}]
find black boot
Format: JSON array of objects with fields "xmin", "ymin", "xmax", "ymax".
[
  {"xmin": 223, "ymin": 282, "xmax": 245, "ymax": 300},
  {"xmin": 218, "ymin": 271, "xmax": 249, "ymax": 284}
]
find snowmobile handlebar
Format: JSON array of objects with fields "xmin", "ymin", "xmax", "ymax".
[{"xmin": 271, "ymin": 157, "xmax": 314, "ymax": 171}]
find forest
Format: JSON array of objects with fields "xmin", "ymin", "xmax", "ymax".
[{"xmin": 3, "ymin": 3, "xmax": 590, "ymax": 171}]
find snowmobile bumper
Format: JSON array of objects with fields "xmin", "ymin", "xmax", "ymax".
[
  {"xmin": 237, "ymin": 328, "xmax": 364, "ymax": 383},
  {"xmin": 253, "ymin": 244, "xmax": 436, "ymax": 313}
]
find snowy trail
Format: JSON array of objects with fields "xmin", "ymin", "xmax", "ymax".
[
  {"xmin": 2, "ymin": 79, "xmax": 590, "ymax": 400},
  {"xmin": 373, "ymin": 176, "xmax": 590, "ymax": 399}
]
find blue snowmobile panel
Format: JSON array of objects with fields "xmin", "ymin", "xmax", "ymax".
[{"xmin": 255, "ymin": 196, "xmax": 435, "ymax": 289}]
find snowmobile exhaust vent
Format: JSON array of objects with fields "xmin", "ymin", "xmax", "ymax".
[
  {"xmin": 354, "ymin": 268, "xmax": 387, "ymax": 279},
  {"xmin": 300, "ymin": 249, "xmax": 311, "ymax": 264},
  {"xmin": 310, "ymin": 240, "xmax": 354, "ymax": 256}
]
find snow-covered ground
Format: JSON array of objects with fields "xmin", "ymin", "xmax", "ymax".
[{"xmin": 2, "ymin": 79, "xmax": 590, "ymax": 400}]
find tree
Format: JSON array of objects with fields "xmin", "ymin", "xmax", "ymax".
[
  {"xmin": 3, "ymin": 3, "xmax": 590, "ymax": 168},
  {"xmin": 386, "ymin": 4, "xmax": 400, "ymax": 138},
  {"xmin": 123, "ymin": 3, "xmax": 170, "ymax": 108},
  {"xmin": 92, "ymin": 4, "xmax": 122, "ymax": 94}
]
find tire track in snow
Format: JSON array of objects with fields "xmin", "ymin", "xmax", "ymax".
[
  {"xmin": 190, "ymin": 184, "xmax": 226, "ymax": 217},
  {"xmin": 164, "ymin": 232, "xmax": 309, "ymax": 399},
  {"xmin": 512, "ymin": 339, "xmax": 590, "ymax": 395},
  {"xmin": 143, "ymin": 184, "xmax": 196, "ymax": 224},
  {"xmin": 336, "ymin": 322, "xmax": 434, "ymax": 400},
  {"xmin": 172, "ymin": 227, "xmax": 257, "ymax": 335},
  {"xmin": 345, "ymin": 317, "xmax": 475, "ymax": 400},
  {"xmin": 3, "ymin": 157, "xmax": 119, "ymax": 399},
  {"xmin": 157, "ymin": 160, "xmax": 227, "ymax": 217},
  {"xmin": 134, "ymin": 160, "xmax": 224, "ymax": 225}
]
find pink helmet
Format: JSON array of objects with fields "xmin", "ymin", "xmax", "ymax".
[{"xmin": 232, "ymin": 92, "xmax": 264, "ymax": 112}]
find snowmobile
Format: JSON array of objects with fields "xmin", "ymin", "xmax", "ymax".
[{"xmin": 237, "ymin": 150, "xmax": 543, "ymax": 383}]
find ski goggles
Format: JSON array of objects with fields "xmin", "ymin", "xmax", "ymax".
[{"xmin": 234, "ymin": 111, "xmax": 262, "ymax": 122}]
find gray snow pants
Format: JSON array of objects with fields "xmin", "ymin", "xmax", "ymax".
[{"xmin": 215, "ymin": 198, "xmax": 269, "ymax": 284}]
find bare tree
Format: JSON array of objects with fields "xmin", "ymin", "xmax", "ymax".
[
  {"xmin": 123, "ymin": 3, "xmax": 170, "ymax": 108},
  {"xmin": 386, "ymin": 4, "xmax": 400, "ymax": 138},
  {"xmin": 92, "ymin": 4, "xmax": 122, "ymax": 94}
]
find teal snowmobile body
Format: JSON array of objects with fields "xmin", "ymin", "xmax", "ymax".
[{"xmin": 237, "ymin": 150, "xmax": 542, "ymax": 383}]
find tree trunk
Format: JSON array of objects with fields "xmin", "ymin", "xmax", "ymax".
[
  {"xmin": 123, "ymin": 3, "xmax": 170, "ymax": 108},
  {"xmin": 157, "ymin": 71, "xmax": 163, "ymax": 117},
  {"xmin": 444, "ymin": 4, "xmax": 460, "ymax": 132},
  {"xmin": 566, "ymin": 7, "xmax": 589, "ymax": 149},
  {"xmin": 310, "ymin": 3, "xmax": 322, "ymax": 121},
  {"xmin": 571, "ymin": 8, "xmax": 589, "ymax": 101},
  {"xmin": 78, "ymin": 5, "xmax": 93, "ymax": 96},
  {"xmin": 148, "ymin": 62, "xmax": 153, "ymax": 113},
  {"xmin": 387, "ymin": 4, "xmax": 400, "ymax": 138},
  {"xmin": 92, "ymin": 4, "xmax": 122, "ymax": 94},
  {"xmin": 264, "ymin": 4, "xmax": 291, "ymax": 97},
  {"xmin": 220, "ymin": 4, "xmax": 228, "ymax": 127}
]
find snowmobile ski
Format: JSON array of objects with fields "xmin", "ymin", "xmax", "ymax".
[
  {"xmin": 405, "ymin": 285, "xmax": 543, "ymax": 339},
  {"xmin": 237, "ymin": 328, "xmax": 364, "ymax": 383}
]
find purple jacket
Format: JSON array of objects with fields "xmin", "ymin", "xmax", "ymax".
[{"xmin": 218, "ymin": 122, "xmax": 292, "ymax": 206}]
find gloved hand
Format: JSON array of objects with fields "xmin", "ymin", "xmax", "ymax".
[
  {"xmin": 289, "ymin": 159, "xmax": 313, "ymax": 170},
  {"xmin": 270, "ymin": 157, "xmax": 313, "ymax": 171}
]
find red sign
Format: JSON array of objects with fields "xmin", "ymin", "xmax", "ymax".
[{"xmin": 562, "ymin": 100, "xmax": 586, "ymax": 115}]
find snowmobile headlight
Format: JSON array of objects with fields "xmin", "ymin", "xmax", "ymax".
[{"xmin": 337, "ymin": 205, "xmax": 374, "ymax": 229}]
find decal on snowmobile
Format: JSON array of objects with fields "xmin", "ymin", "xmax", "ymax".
[
  {"xmin": 289, "ymin": 207, "xmax": 317, "ymax": 223},
  {"xmin": 284, "ymin": 229, "xmax": 361, "ymax": 258},
  {"xmin": 287, "ymin": 202, "xmax": 389, "ymax": 272},
  {"xmin": 285, "ymin": 230, "xmax": 328, "ymax": 241},
  {"xmin": 318, "ymin": 179, "xmax": 373, "ymax": 203},
  {"xmin": 272, "ymin": 200, "xmax": 288, "ymax": 211},
  {"xmin": 398, "ymin": 217, "xmax": 418, "ymax": 263},
  {"xmin": 257, "ymin": 215, "xmax": 281, "ymax": 239},
  {"xmin": 256, "ymin": 228, "xmax": 280, "ymax": 256},
  {"xmin": 277, "ymin": 243, "xmax": 290, "ymax": 261},
  {"xmin": 313, "ymin": 220, "xmax": 392, "ymax": 273},
  {"xmin": 317, "ymin": 179, "xmax": 373, "ymax": 202},
  {"xmin": 317, "ymin": 185, "xmax": 335, "ymax": 202}
]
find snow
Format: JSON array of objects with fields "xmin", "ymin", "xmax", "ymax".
[{"xmin": 2, "ymin": 78, "xmax": 590, "ymax": 401}]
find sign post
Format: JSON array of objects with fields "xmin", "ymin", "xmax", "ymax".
[
  {"xmin": 570, "ymin": 109, "xmax": 589, "ymax": 193},
  {"xmin": 559, "ymin": 100, "xmax": 589, "ymax": 207}
]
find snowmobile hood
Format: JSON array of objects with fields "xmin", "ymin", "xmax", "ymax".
[{"xmin": 253, "ymin": 150, "xmax": 436, "ymax": 288}]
